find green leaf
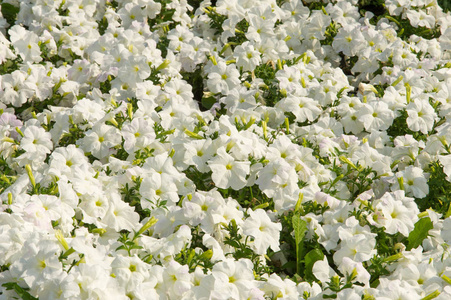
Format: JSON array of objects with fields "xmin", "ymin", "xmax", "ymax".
[
  {"xmin": 201, "ymin": 95, "xmax": 216, "ymax": 110},
  {"xmin": 281, "ymin": 260, "xmax": 297, "ymax": 270},
  {"xmin": 304, "ymin": 249, "xmax": 324, "ymax": 281},
  {"xmin": 292, "ymin": 214, "xmax": 307, "ymax": 275},
  {"xmin": 407, "ymin": 217, "xmax": 433, "ymax": 251},
  {"xmin": 2, "ymin": 282, "xmax": 39, "ymax": 300},
  {"xmin": 115, "ymin": 245, "xmax": 127, "ymax": 251},
  {"xmin": 1, "ymin": 3, "xmax": 19, "ymax": 27},
  {"xmin": 129, "ymin": 244, "xmax": 143, "ymax": 251},
  {"xmin": 438, "ymin": 0, "xmax": 451, "ymax": 12}
]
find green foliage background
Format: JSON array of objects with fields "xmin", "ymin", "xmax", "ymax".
[{"xmin": 438, "ymin": 0, "xmax": 451, "ymax": 12}]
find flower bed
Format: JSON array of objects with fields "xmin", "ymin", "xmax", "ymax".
[{"xmin": 1, "ymin": 0, "xmax": 451, "ymax": 298}]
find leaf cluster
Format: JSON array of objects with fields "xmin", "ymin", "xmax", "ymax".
[
  {"xmin": 2, "ymin": 282, "xmax": 38, "ymax": 300},
  {"xmin": 222, "ymin": 219, "xmax": 274, "ymax": 276},
  {"xmin": 420, "ymin": 161, "xmax": 451, "ymax": 214},
  {"xmin": 276, "ymin": 202, "xmax": 329, "ymax": 282}
]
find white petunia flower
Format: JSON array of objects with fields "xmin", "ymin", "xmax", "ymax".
[
  {"xmin": 20, "ymin": 125, "xmax": 53, "ymax": 155},
  {"xmin": 332, "ymin": 25, "xmax": 366, "ymax": 57},
  {"xmin": 8, "ymin": 238, "xmax": 62, "ymax": 288},
  {"xmin": 242, "ymin": 209, "xmax": 282, "ymax": 254},
  {"xmin": 276, "ymin": 95, "xmax": 322, "ymax": 123},
  {"xmin": 0, "ymin": 70, "xmax": 35, "ymax": 107},
  {"xmin": 260, "ymin": 273, "xmax": 299, "ymax": 299},
  {"xmin": 233, "ymin": 41, "xmax": 262, "ymax": 72},
  {"xmin": 161, "ymin": 260, "xmax": 192, "ymax": 298},
  {"xmin": 374, "ymin": 190, "xmax": 419, "ymax": 236},
  {"xmin": 312, "ymin": 256, "xmax": 337, "ymax": 283},
  {"xmin": 139, "ymin": 171, "xmax": 179, "ymax": 209},
  {"xmin": 208, "ymin": 146, "xmax": 250, "ymax": 190},
  {"xmin": 406, "ymin": 98, "xmax": 437, "ymax": 134},
  {"xmin": 357, "ymin": 101, "xmax": 395, "ymax": 132},
  {"xmin": 406, "ymin": 9, "xmax": 436, "ymax": 28},
  {"xmin": 77, "ymin": 123, "xmax": 122, "ymax": 159},
  {"xmin": 255, "ymin": 158, "xmax": 298, "ymax": 198},
  {"xmin": 333, "ymin": 234, "xmax": 376, "ymax": 264},
  {"xmin": 207, "ymin": 61, "xmax": 241, "ymax": 94},
  {"xmin": 211, "ymin": 258, "xmax": 256, "ymax": 299},
  {"xmin": 338, "ymin": 257, "xmax": 371, "ymax": 287},
  {"xmin": 121, "ymin": 117, "xmax": 156, "ymax": 154},
  {"xmin": 395, "ymin": 166, "xmax": 429, "ymax": 199},
  {"xmin": 9, "ymin": 25, "xmax": 42, "ymax": 63}
]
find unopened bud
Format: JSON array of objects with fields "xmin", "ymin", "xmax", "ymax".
[
  {"xmin": 136, "ymin": 217, "xmax": 158, "ymax": 237},
  {"xmin": 25, "ymin": 164, "xmax": 36, "ymax": 188},
  {"xmin": 55, "ymin": 229, "xmax": 70, "ymax": 251}
]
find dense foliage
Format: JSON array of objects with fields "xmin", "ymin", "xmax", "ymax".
[{"xmin": 1, "ymin": 0, "xmax": 451, "ymax": 299}]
